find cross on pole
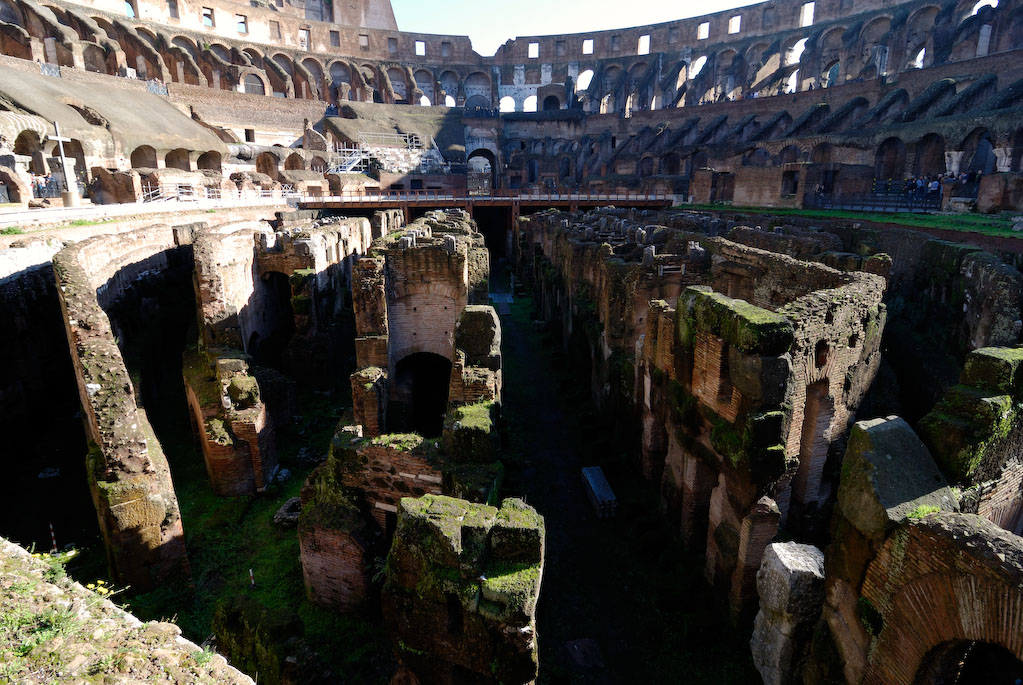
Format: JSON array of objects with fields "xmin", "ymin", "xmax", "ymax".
[{"xmin": 48, "ymin": 121, "xmax": 75, "ymax": 194}]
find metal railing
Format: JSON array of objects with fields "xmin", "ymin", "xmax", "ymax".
[
  {"xmin": 357, "ymin": 132, "xmax": 422, "ymax": 149},
  {"xmin": 299, "ymin": 189, "xmax": 672, "ymax": 204},
  {"xmin": 805, "ymin": 191, "xmax": 941, "ymax": 212}
]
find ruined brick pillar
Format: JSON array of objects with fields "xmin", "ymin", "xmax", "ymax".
[{"xmin": 383, "ymin": 495, "xmax": 544, "ymax": 684}]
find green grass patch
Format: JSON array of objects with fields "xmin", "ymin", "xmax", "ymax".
[
  {"xmin": 107, "ymin": 387, "xmax": 389, "ymax": 682},
  {"xmin": 683, "ymin": 204, "xmax": 1022, "ymax": 239},
  {"xmin": 1, "ymin": 226, "xmax": 24, "ymax": 235}
]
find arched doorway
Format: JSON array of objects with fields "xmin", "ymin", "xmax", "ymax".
[
  {"xmin": 875, "ymin": 137, "xmax": 907, "ymax": 180},
  {"xmin": 165, "ymin": 148, "xmax": 191, "ymax": 171},
  {"xmin": 660, "ymin": 153, "xmax": 681, "ymax": 175},
  {"xmin": 130, "ymin": 145, "xmax": 158, "ymax": 169},
  {"xmin": 243, "ymin": 73, "xmax": 265, "ymax": 95},
  {"xmin": 914, "ymin": 641, "xmax": 1023, "ymax": 684},
  {"xmin": 913, "ymin": 133, "xmax": 946, "ymax": 177},
  {"xmin": 962, "ymin": 128, "xmax": 997, "ymax": 175},
  {"xmin": 467, "ymin": 148, "xmax": 497, "ymax": 192},
  {"xmin": 196, "ymin": 151, "xmax": 222, "ymax": 171},
  {"xmin": 256, "ymin": 151, "xmax": 279, "ymax": 180},
  {"xmin": 542, "ymin": 95, "xmax": 560, "ymax": 111},
  {"xmin": 284, "ymin": 152, "xmax": 305, "ymax": 171},
  {"xmin": 392, "ymin": 353, "xmax": 452, "ymax": 437}
]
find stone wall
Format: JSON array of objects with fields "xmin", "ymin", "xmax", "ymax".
[
  {"xmin": 516, "ymin": 207, "xmax": 887, "ymax": 616},
  {"xmin": 52, "ymin": 224, "xmax": 190, "ymax": 590}
]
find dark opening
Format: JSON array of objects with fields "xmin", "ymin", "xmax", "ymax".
[
  {"xmin": 445, "ymin": 592, "xmax": 464, "ymax": 635},
  {"xmin": 914, "ymin": 640, "xmax": 1023, "ymax": 684},
  {"xmin": 392, "ymin": 352, "xmax": 452, "ymax": 437},
  {"xmin": 247, "ymin": 272, "xmax": 295, "ymax": 370},
  {"xmin": 473, "ymin": 206, "xmax": 513, "ymax": 263},
  {"xmin": 542, "ymin": 95, "xmax": 560, "ymax": 111}
]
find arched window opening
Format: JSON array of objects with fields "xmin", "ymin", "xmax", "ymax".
[
  {"xmin": 542, "ymin": 95, "xmax": 560, "ymax": 112},
  {"xmin": 499, "ymin": 96, "xmax": 516, "ymax": 113},
  {"xmin": 523, "ymin": 95, "xmax": 538, "ymax": 112},
  {"xmin": 576, "ymin": 69, "xmax": 594, "ymax": 92},
  {"xmin": 971, "ymin": 0, "xmax": 998, "ymax": 15},
  {"xmin": 444, "ymin": 95, "xmax": 456, "ymax": 107},
  {"xmin": 243, "ymin": 74, "xmax": 265, "ymax": 95},
  {"xmin": 911, "ymin": 47, "xmax": 926, "ymax": 69},
  {"xmin": 690, "ymin": 56, "xmax": 707, "ymax": 79},
  {"xmin": 787, "ymin": 38, "xmax": 808, "ymax": 66},
  {"xmin": 165, "ymin": 148, "xmax": 190, "ymax": 171}
]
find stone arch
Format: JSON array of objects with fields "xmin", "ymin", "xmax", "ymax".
[
  {"xmin": 130, "ymin": 145, "xmax": 157, "ymax": 169},
  {"xmin": 660, "ymin": 152, "xmax": 681, "ymax": 175},
  {"xmin": 439, "ymin": 69, "xmax": 458, "ymax": 95},
  {"xmin": 811, "ymin": 142, "xmax": 835, "ymax": 164},
  {"xmin": 913, "ymin": 133, "xmax": 946, "ymax": 177},
  {"xmin": 310, "ymin": 155, "xmax": 327, "ymax": 173},
  {"xmin": 170, "ymin": 35, "xmax": 197, "ymax": 60},
  {"xmin": 875, "ymin": 137, "xmax": 907, "ymax": 179},
  {"xmin": 284, "ymin": 152, "xmax": 305, "ymax": 171},
  {"xmin": 779, "ymin": 144, "xmax": 801, "ymax": 164},
  {"xmin": 165, "ymin": 148, "xmax": 190, "ymax": 171},
  {"xmin": 256, "ymin": 151, "xmax": 279, "ymax": 179},
  {"xmin": 638, "ymin": 156, "xmax": 654, "ymax": 177},
  {"xmin": 542, "ymin": 95, "xmax": 560, "ymax": 111},
  {"xmin": 904, "ymin": 6, "xmax": 940, "ymax": 68},
  {"xmin": 14, "ymin": 130, "xmax": 45, "ymax": 175},
  {"xmin": 467, "ymin": 94, "xmax": 492, "ymax": 110},
  {"xmin": 243, "ymin": 72, "xmax": 266, "ymax": 95},
  {"xmin": 463, "ymin": 71, "xmax": 491, "ymax": 106},
  {"xmin": 196, "ymin": 150, "xmax": 221, "ymax": 171},
  {"xmin": 0, "ymin": 0, "xmax": 23, "ymax": 25},
  {"xmin": 860, "ymin": 514, "xmax": 1023, "ymax": 684},
  {"xmin": 961, "ymin": 126, "xmax": 997, "ymax": 174},
  {"xmin": 745, "ymin": 147, "xmax": 772, "ymax": 167},
  {"xmin": 414, "ymin": 69, "xmax": 435, "ymax": 105},
  {"xmin": 467, "ymin": 147, "xmax": 498, "ymax": 189},
  {"xmin": 303, "ymin": 57, "xmax": 325, "ymax": 98},
  {"xmin": 858, "ymin": 16, "xmax": 893, "ymax": 78}
]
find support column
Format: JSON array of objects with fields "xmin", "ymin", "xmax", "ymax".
[
  {"xmin": 43, "ymin": 37, "xmax": 57, "ymax": 64},
  {"xmin": 993, "ymin": 147, "xmax": 1013, "ymax": 173},
  {"xmin": 945, "ymin": 150, "xmax": 966, "ymax": 176}
]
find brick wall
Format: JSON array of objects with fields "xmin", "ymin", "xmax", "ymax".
[{"xmin": 298, "ymin": 524, "xmax": 369, "ymax": 611}]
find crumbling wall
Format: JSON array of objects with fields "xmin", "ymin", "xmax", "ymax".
[
  {"xmin": 52, "ymin": 225, "xmax": 190, "ymax": 590},
  {"xmin": 382, "ymin": 494, "xmax": 544, "ymax": 685},
  {"xmin": 918, "ymin": 346, "xmax": 1023, "ymax": 534},
  {"xmin": 802, "ymin": 416, "xmax": 1023, "ymax": 685}
]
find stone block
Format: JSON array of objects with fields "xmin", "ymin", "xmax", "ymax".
[
  {"xmin": 678, "ymin": 286, "xmax": 794, "ymax": 355},
  {"xmin": 961, "ymin": 346, "xmax": 1023, "ymax": 397},
  {"xmin": 838, "ymin": 417, "xmax": 958, "ymax": 541},
  {"xmin": 228, "ymin": 375, "xmax": 260, "ymax": 409},
  {"xmin": 751, "ymin": 542, "xmax": 825, "ymax": 685}
]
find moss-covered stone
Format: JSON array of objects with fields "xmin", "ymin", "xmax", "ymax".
[
  {"xmin": 961, "ymin": 347, "xmax": 1023, "ymax": 398},
  {"xmin": 442, "ymin": 401, "xmax": 499, "ymax": 463},
  {"xmin": 677, "ymin": 286, "xmax": 794, "ymax": 355},
  {"xmin": 838, "ymin": 417, "xmax": 958, "ymax": 541},
  {"xmin": 227, "ymin": 375, "xmax": 260, "ymax": 409},
  {"xmin": 918, "ymin": 385, "xmax": 1016, "ymax": 482}
]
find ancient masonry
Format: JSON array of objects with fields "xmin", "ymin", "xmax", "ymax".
[{"xmin": 1, "ymin": 0, "xmax": 1023, "ymax": 681}]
